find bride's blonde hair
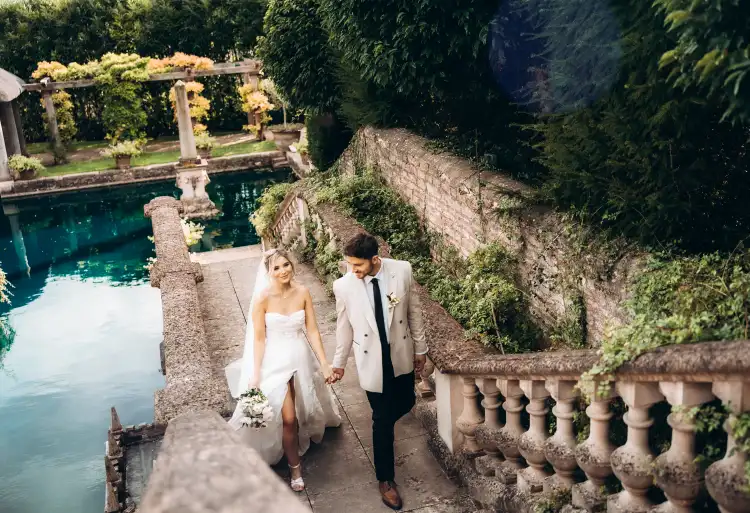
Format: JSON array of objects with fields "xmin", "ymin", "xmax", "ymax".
[{"xmin": 263, "ymin": 248, "xmax": 295, "ymax": 273}]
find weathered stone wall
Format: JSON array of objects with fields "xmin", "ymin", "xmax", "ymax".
[{"xmin": 339, "ymin": 127, "xmax": 645, "ymax": 346}]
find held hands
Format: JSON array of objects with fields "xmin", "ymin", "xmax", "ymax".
[
  {"xmin": 320, "ymin": 361, "xmax": 335, "ymax": 384},
  {"xmin": 325, "ymin": 367, "xmax": 345, "ymax": 385},
  {"xmin": 414, "ymin": 354, "xmax": 427, "ymax": 374}
]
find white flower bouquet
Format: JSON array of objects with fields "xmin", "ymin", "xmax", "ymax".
[{"xmin": 239, "ymin": 388, "xmax": 273, "ymax": 428}]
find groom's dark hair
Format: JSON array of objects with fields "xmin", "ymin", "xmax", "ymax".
[{"xmin": 344, "ymin": 233, "xmax": 379, "ymax": 259}]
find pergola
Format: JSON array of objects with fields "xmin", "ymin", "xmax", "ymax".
[{"xmin": 7, "ymin": 59, "xmax": 262, "ymax": 174}]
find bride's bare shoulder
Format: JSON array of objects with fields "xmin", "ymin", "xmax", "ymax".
[{"xmin": 293, "ymin": 282, "xmax": 313, "ymax": 299}]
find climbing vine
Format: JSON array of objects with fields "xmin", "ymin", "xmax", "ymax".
[
  {"xmin": 32, "ymin": 52, "xmax": 216, "ymax": 143},
  {"xmin": 249, "ymin": 182, "xmax": 294, "ymax": 239},
  {"xmin": 169, "ymin": 81, "xmax": 211, "ymax": 134},
  {"xmin": 580, "ymin": 250, "xmax": 750, "ymax": 397},
  {"xmin": 300, "ymin": 169, "xmax": 539, "ymax": 353}
]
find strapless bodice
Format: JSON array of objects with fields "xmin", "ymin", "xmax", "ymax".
[{"xmin": 265, "ymin": 310, "xmax": 306, "ymax": 338}]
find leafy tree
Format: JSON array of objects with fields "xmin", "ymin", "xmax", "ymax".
[{"xmin": 655, "ymin": 0, "xmax": 750, "ymax": 126}]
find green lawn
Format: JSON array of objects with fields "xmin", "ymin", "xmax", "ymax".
[
  {"xmin": 38, "ymin": 140, "xmax": 277, "ymax": 177},
  {"xmin": 27, "ymin": 140, "xmax": 111, "ymax": 154}
]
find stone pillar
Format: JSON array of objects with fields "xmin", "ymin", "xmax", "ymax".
[
  {"xmin": 0, "ymin": 116, "xmax": 10, "ymax": 182},
  {"xmin": 705, "ymin": 382, "xmax": 750, "ymax": 513},
  {"xmin": 0, "ymin": 102, "xmax": 21, "ymax": 156},
  {"xmin": 608, "ymin": 382, "xmax": 665, "ymax": 513},
  {"xmin": 435, "ymin": 370, "xmax": 465, "ymax": 453},
  {"xmin": 173, "ymin": 81, "xmax": 199, "ymax": 165},
  {"xmin": 42, "ymin": 89, "xmax": 65, "ymax": 163},
  {"xmin": 518, "ymin": 379, "xmax": 551, "ymax": 493},
  {"xmin": 3, "ymin": 203, "xmax": 30, "ymax": 275},
  {"xmin": 544, "ymin": 380, "xmax": 580, "ymax": 493},
  {"xmin": 475, "ymin": 378, "xmax": 504, "ymax": 477},
  {"xmin": 653, "ymin": 382, "xmax": 715, "ymax": 513},
  {"xmin": 496, "ymin": 379, "xmax": 526, "ymax": 484},
  {"xmin": 11, "ymin": 100, "xmax": 27, "ymax": 156},
  {"xmin": 456, "ymin": 377, "xmax": 484, "ymax": 453},
  {"xmin": 572, "ymin": 383, "xmax": 617, "ymax": 511}
]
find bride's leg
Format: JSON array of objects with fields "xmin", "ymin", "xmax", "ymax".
[{"xmin": 281, "ymin": 379, "xmax": 301, "ymax": 479}]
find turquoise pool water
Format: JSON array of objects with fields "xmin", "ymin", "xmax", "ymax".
[{"xmin": 0, "ymin": 169, "xmax": 291, "ymax": 513}]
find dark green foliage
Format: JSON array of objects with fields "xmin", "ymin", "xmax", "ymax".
[
  {"xmin": 257, "ymin": 0, "xmax": 341, "ymax": 115},
  {"xmin": 655, "ymin": 0, "xmax": 750, "ymax": 126},
  {"xmin": 526, "ymin": 0, "xmax": 750, "ymax": 252},
  {"xmin": 0, "ymin": 0, "xmax": 266, "ymax": 142},
  {"xmin": 305, "ymin": 114, "xmax": 352, "ymax": 170}
]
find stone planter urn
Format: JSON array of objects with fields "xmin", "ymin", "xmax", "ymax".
[
  {"xmin": 269, "ymin": 127, "xmax": 302, "ymax": 152},
  {"xmin": 18, "ymin": 169, "xmax": 37, "ymax": 180},
  {"xmin": 115, "ymin": 156, "xmax": 132, "ymax": 170},
  {"xmin": 198, "ymin": 148, "xmax": 212, "ymax": 160}
]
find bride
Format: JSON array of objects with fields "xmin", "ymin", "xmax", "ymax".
[{"xmin": 225, "ymin": 248, "xmax": 341, "ymax": 491}]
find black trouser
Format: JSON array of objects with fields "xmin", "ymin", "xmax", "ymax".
[{"xmin": 366, "ymin": 371, "xmax": 416, "ymax": 482}]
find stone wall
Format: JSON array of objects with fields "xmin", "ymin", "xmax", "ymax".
[
  {"xmin": 339, "ymin": 127, "xmax": 645, "ymax": 346},
  {"xmin": 1, "ymin": 151, "xmax": 284, "ymax": 200}
]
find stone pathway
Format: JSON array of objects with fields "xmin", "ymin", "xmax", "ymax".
[{"xmin": 194, "ymin": 245, "xmax": 476, "ymax": 513}]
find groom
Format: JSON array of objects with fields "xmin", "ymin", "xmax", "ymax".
[{"xmin": 331, "ymin": 233, "xmax": 427, "ymax": 510}]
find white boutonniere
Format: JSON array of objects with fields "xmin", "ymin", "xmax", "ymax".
[{"xmin": 386, "ymin": 293, "xmax": 400, "ymax": 310}]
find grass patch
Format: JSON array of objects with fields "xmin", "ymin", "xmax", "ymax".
[
  {"xmin": 37, "ymin": 140, "xmax": 278, "ymax": 177},
  {"xmin": 27, "ymin": 140, "xmax": 111, "ymax": 154}
]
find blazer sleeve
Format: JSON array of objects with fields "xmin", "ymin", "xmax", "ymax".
[
  {"xmin": 332, "ymin": 278, "xmax": 354, "ymax": 369},
  {"xmin": 405, "ymin": 262, "xmax": 428, "ymax": 355}
]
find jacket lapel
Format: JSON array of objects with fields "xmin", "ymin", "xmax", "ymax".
[
  {"xmin": 350, "ymin": 273, "xmax": 380, "ymax": 335},
  {"xmin": 386, "ymin": 260, "xmax": 399, "ymax": 329}
]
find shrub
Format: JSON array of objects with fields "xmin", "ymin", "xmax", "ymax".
[
  {"xmin": 195, "ymin": 132, "xmax": 216, "ymax": 150},
  {"xmin": 8, "ymin": 155, "xmax": 45, "ymax": 180},
  {"xmin": 101, "ymin": 140, "xmax": 143, "ymax": 159},
  {"xmin": 250, "ymin": 182, "xmax": 294, "ymax": 238},
  {"xmin": 305, "ymin": 113, "xmax": 352, "ymax": 170}
]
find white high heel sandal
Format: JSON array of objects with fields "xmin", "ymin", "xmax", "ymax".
[{"xmin": 289, "ymin": 463, "xmax": 305, "ymax": 492}]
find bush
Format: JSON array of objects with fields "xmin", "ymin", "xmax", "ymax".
[
  {"xmin": 8, "ymin": 155, "xmax": 45, "ymax": 179},
  {"xmin": 305, "ymin": 113, "xmax": 352, "ymax": 170},
  {"xmin": 308, "ymin": 169, "xmax": 539, "ymax": 352},
  {"xmin": 250, "ymin": 182, "xmax": 294, "ymax": 239},
  {"xmin": 258, "ymin": 0, "xmax": 342, "ymax": 114},
  {"xmin": 195, "ymin": 132, "xmax": 216, "ymax": 150},
  {"xmin": 101, "ymin": 140, "xmax": 143, "ymax": 159}
]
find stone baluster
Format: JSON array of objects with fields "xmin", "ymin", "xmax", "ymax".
[
  {"xmin": 544, "ymin": 380, "xmax": 580, "ymax": 493},
  {"xmin": 705, "ymin": 382, "xmax": 750, "ymax": 513},
  {"xmin": 417, "ymin": 358, "xmax": 435, "ymax": 398},
  {"xmin": 608, "ymin": 382, "xmax": 665, "ymax": 513},
  {"xmin": 652, "ymin": 382, "xmax": 715, "ymax": 513},
  {"xmin": 572, "ymin": 383, "xmax": 617, "ymax": 511},
  {"xmin": 518, "ymin": 380, "xmax": 551, "ymax": 493},
  {"xmin": 475, "ymin": 378, "xmax": 504, "ymax": 476},
  {"xmin": 456, "ymin": 377, "xmax": 484, "ymax": 453},
  {"xmin": 496, "ymin": 379, "xmax": 526, "ymax": 484}
]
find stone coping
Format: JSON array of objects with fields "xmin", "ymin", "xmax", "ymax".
[
  {"xmin": 139, "ymin": 410, "xmax": 309, "ymax": 513},
  {"xmin": 1, "ymin": 151, "xmax": 284, "ymax": 200},
  {"xmin": 291, "ymin": 192, "xmax": 750, "ymax": 381}
]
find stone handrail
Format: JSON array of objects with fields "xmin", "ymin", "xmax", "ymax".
[
  {"xmin": 269, "ymin": 191, "xmax": 750, "ymax": 512},
  {"xmin": 139, "ymin": 410, "xmax": 309, "ymax": 513},
  {"xmin": 144, "ymin": 197, "xmax": 226, "ymax": 424}
]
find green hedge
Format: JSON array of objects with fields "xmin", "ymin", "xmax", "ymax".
[{"xmin": 0, "ymin": 0, "xmax": 266, "ymax": 142}]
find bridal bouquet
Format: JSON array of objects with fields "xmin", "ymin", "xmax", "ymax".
[{"xmin": 239, "ymin": 388, "xmax": 274, "ymax": 428}]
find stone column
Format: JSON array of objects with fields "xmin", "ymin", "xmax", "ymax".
[
  {"xmin": 653, "ymin": 382, "xmax": 715, "ymax": 513},
  {"xmin": 705, "ymin": 382, "xmax": 750, "ymax": 513},
  {"xmin": 0, "ymin": 102, "xmax": 21, "ymax": 156},
  {"xmin": 518, "ymin": 379, "xmax": 551, "ymax": 493},
  {"xmin": 608, "ymin": 382, "xmax": 665, "ymax": 513},
  {"xmin": 11, "ymin": 100, "xmax": 27, "ymax": 156},
  {"xmin": 475, "ymin": 378, "xmax": 504, "ymax": 476},
  {"xmin": 435, "ymin": 370, "xmax": 466, "ymax": 453},
  {"xmin": 173, "ymin": 81, "xmax": 199, "ymax": 165},
  {"xmin": 3, "ymin": 203, "xmax": 30, "ymax": 275},
  {"xmin": 0, "ymin": 116, "xmax": 10, "ymax": 182},
  {"xmin": 456, "ymin": 377, "xmax": 484, "ymax": 453},
  {"xmin": 544, "ymin": 380, "xmax": 580, "ymax": 493},
  {"xmin": 572, "ymin": 383, "xmax": 617, "ymax": 511},
  {"xmin": 497, "ymin": 379, "xmax": 526, "ymax": 484},
  {"xmin": 42, "ymin": 89, "xmax": 65, "ymax": 163}
]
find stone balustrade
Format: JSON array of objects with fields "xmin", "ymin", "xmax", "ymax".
[
  {"xmin": 139, "ymin": 410, "xmax": 309, "ymax": 513},
  {"xmin": 144, "ymin": 197, "xmax": 227, "ymax": 424},
  {"xmin": 269, "ymin": 189, "xmax": 750, "ymax": 513}
]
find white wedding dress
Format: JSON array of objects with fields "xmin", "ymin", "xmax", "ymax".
[{"xmin": 225, "ymin": 261, "xmax": 341, "ymax": 464}]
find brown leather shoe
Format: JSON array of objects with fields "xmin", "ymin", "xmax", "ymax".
[{"xmin": 378, "ymin": 481, "xmax": 403, "ymax": 510}]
